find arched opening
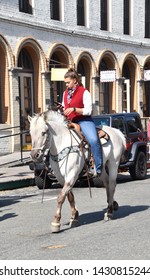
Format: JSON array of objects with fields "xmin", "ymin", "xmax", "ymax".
[
  {"xmin": 17, "ymin": 48, "xmax": 34, "ymax": 132},
  {"xmin": 0, "ymin": 43, "xmax": 10, "ymax": 124},
  {"xmin": 49, "ymin": 46, "xmax": 71, "ymax": 106},
  {"xmin": 98, "ymin": 53, "xmax": 116, "ymax": 114},
  {"xmin": 18, "ymin": 48, "xmax": 34, "ymax": 70},
  {"xmin": 17, "ymin": 44, "xmax": 42, "ymax": 148},
  {"xmin": 77, "ymin": 58, "xmax": 91, "ymax": 91},
  {"xmin": 122, "ymin": 58, "xmax": 136, "ymax": 112}
]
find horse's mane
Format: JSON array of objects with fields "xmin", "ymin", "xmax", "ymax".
[{"xmin": 43, "ymin": 109, "xmax": 66, "ymax": 124}]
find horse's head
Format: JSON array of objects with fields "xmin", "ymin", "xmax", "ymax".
[{"xmin": 28, "ymin": 113, "xmax": 50, "ymax": 162}]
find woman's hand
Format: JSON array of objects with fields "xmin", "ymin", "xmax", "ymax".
[
  {"xmin": 64, "ymin": 108, "xmax": 75, "ymax": 115},
  {"xmin": 55, "ymin": 101, "xmax": 64, "ymax": 112}
]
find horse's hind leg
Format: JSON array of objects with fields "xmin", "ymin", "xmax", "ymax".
[
  {"xmin": 67, "ymin": 191, "xmax": 79, "ymax": 228},
  {"xmin": 104, "ymin": 182, "xmax": 118, "ymax": 221},
  {"xmin": 104, "ymin": 167, "xmax": 119, "ymax": 221}
]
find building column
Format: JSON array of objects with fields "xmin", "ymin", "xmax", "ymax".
[
  {"xmin": 41, "ymin": 71, "xmax": 51, "ymax": 110},
  {"xmin": 137, "ymin": 80, "xmax": 144, "ymax": 116},
  {"xmin": 9, "ymin": 67, "xmax": 22, "ymax": 151},
  {"xmin": 116, "ymin": 78, "xmax": 126, "ymax": 113},
  {"xmin": 92, "ymin": 76, "xmax": 100, "ymax": 115}
]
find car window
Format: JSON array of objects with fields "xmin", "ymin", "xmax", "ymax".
[
  {"xmin": 93, "ymin": 117, "xmax": 110, "ymax": 126},
  {"xmin": 126, "ymin": 116, "xmax": 141, "ymax": 133},
  {"xmin": 112, "ymin": 117, "xmax": 125, "ymax": 133}
]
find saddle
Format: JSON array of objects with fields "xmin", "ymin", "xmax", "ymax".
[{"xmin": 67, "ymin": 122, "xmax": 110, "ymax": 145}]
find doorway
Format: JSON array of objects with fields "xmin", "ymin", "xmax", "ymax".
[{"xmin": 18, "ymin": 73, "xmax": 34, "ymax": 148}]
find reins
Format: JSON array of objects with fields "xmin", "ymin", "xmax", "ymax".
[
  {"xmin": 42, "ymin": 167, "xmax": 48, "ymax": 203},
  {"xmin": 79, "ymin": 141, "xmax": 92, "ymax": 198},
  {"xmin": 69, "ymin": 128, "xmax": 92, "ymax": 198}
]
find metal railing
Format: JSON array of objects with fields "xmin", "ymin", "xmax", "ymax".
[{"xmin": 0, "ymin": 125, "xmax": 30, "ymax": 164}]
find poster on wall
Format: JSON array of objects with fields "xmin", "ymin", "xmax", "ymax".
[{"xmin": 100, "ymin": 70, "xmax": 116, "ymax": 83}]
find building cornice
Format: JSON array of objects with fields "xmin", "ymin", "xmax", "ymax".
[{"xmin": 0, "ymin": 14, "xmax": 150, "ymax": 49}]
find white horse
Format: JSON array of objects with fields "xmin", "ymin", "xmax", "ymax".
[{"xmin": 28, "ymin": 110, "xmax": 126, "ymax": 232}]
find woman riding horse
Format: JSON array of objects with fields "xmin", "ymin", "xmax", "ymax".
[{"xmin": 58, "ymin": 68, "xmax": 103, "ymax": 177}]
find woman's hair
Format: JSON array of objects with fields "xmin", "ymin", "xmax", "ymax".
[{"xmin": 64, "ymin": 68, "xmax": 82, "ymax": 85}]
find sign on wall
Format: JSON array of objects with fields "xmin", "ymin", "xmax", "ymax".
[
  {"xmin": 144, "ymin": 70, "xmax": 150, "ymax": 81},
  {"xmin": 100, "ymin": 70, "xmax": 116, "ymax": 82},
  {"xmin": 51, "ymin": 68, "xmax": 68, "ymax": 81}
]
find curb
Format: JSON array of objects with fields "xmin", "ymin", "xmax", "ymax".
[{"xmin": 0, "ymin": 178, "xmax": 35, "ymax": 191}]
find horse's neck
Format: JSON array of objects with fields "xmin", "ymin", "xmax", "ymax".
[{"xmin": 48, "ymin": 121, "xmax": 79, "ymax": 154}]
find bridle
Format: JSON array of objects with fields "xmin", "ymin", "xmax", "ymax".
[{"xmin": 30, "ymin": 124, "xmax": 50, "ymax": 162}]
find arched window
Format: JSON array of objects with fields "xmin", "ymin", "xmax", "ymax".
[{"xmin": 18, "ymin": 49, "xmax": 33, "ymax": 71}]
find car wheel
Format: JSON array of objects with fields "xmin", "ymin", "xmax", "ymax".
[
  {"xmin": 129, "ymin": 151, "xmax": 147, "ymax": 180},
  {"xmin": 35, "ymin": 171, "xmax": 52, "ymax": 189}
]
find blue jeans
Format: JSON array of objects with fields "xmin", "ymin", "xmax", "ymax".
[{"xmin": 76, "ymin": 118, "xmax": 103, "ymax": 173}]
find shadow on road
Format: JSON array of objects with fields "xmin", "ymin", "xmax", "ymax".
[
  {"xmin": 114, "ymin": 204, "xmax": 150, "ymax": 219},
  {"xmin": 79, "ymin": 210, "xmax": 104, "ymax": 225},
  {"xmin": 0, "ymin": 194, "xmax": 37, "ymax": 222},
  {"xmin": 77, "ymin": 204, "xmax": 150, "ymax": 226},
  {"xmin": 0, "ymin": 212, "xmax": 18, "ymax": 222}
]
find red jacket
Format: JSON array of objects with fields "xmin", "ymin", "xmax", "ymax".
[{"xmin": 63, "ymin": 85, "xmax": 87, "ymax": 122}]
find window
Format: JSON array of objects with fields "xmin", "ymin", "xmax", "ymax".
[
  {"xmin": 19, "ymin": 0, "xmax": 33, "ymax": 14},
  {"xmin": 127, "ymin": 117, "xmax": 141, "ymax": 133},
  {"xmin": 145, "ymin": 0, "xmax": 150, "ymax": 38},
  {"xmin": 101, "ymin": 0, "xmax": 107, "ymax": 30},
  {"xmin": 124, "ymin": 0, "xmax": 129, "ymax": 34},
  {"xmin": 18, "ymin": 49, "xmax": 33, "ymax": 71},
  {"xmin": 112, "ymin": 118, "xmax": 125, "ymax": 133},
  {"xmin": 77, "ymin": 0, "xmax": 85, "ymax": 26},
  {"xmin": 50, "ymin": 0, "xmax": 60, "ymax": 20}
]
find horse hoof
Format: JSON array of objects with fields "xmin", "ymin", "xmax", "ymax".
[
  {"xmin": 70, "ymin": 219, "xmax": 79, "ymax": 228},
  {"xmin": 104, "ymin": 212, "xmax": 112, "ymax": 221},
  {"xmin": 69, "ymin": 211, "xmax": 79, "ymax": 228},
  {"xmin": 113, "ymin": 201, "xmax": 119, "ymax": 211},
  {"xmin": 51, "ymin": 222, "xmax": 60, "ymax": 233}
]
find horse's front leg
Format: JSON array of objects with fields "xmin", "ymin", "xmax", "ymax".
[
  {"xmin": 67, "ymin": 191, "xmax": 79, "ymax": 228},
  {"xmin": 51, "ymin": 185, "xmax": 68, "ymax": 233}
]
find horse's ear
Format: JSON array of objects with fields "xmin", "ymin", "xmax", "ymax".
[{"xmin": 28, "ymin": 115, "xmax": 32, "ymax": 123}]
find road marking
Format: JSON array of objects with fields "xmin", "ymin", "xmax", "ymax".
[
  {"xmin": 29, "ymin": 196, "xmax": 57, "ymax": 204},
  {"xmin": 47, "ymin": 245, "xmax": 66, "ymax": 249}
]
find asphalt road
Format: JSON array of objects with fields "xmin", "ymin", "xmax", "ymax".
[{"xmin": 0, "ymin": 172, "xmax": 150, "ymax": 260}]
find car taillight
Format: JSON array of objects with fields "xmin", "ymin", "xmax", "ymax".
[{"xmin": 126, "ymin": 142, "xmax": 133, "ymax": 150}]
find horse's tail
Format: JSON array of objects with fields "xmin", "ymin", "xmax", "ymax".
[{"xmin": 115, "ymin": 128, "xmax": 126, "ymax": 152}]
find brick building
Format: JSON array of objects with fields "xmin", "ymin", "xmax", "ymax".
[{"xmin": 0, "ymin": 0, "xmax": 150, "ymax": 153}]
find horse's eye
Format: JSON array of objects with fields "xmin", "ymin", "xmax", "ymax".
[{"xmin": 42, "ymin": 131, "xmax": 46, "ymax": 136}]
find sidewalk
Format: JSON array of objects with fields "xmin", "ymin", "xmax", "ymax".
[{"xmin": 0, "ymin": 151, "xmax": 35, "ymax": 191}]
